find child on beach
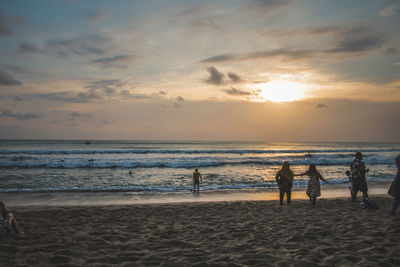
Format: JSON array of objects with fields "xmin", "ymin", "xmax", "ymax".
[
  {"xmin": 295, "ymin": 164, "xmax": 329, "ymax": 205},
  {"xmin": 275, "ymin": 161, "xmax": 294, "ymax": 205},
  {"xmin": 0, "ymin": 201, "xmax": 21, "ymax": 236},
  {"xmin": 193, "ymin": 168, "xmax": 203, "ymax": 193}
]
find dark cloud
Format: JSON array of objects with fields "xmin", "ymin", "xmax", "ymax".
[
  {"xmin": 316, "ymin": 103, "xmax": 328, "ymax": 109},
  {"xmin": 223, "ymin": 87, "xmax": 254, "ymax": 96},
  {"xmin": 243, "ymin": 0, "xmax": 295, "ymax": 14},
  {"xmin": 0, "ymin": 109, "xmax": 40, "ymax": 120},
  {"xmin": 34, "ymin": 92, "xmax": 88, "ymax": 103},
  {"xmin": 379, "ymin": 2, "xmax": 400, "ymax": 17},
  {"xmin": 228, "ymin": 72, "xmax": 242, "ymax": 83},
  {"xmin": 0, "ymin": 11, "xmax": 23, "ymax": 37},
  {"xmin": 45, "ymin": 33, "xmax": 110, "ymax": 57},
  {"xmin": 384, "ymin": 48, "xmax": 397, "ymax": 55},
  {"xmin": 329, "ymin": 26, "xmax": 385, "ymax": 53},
  {"xmin": 84, "ymin": 9, "xmax": 110, "ymax": 22},
  {"xmin": 206, "ymin": 66, "xmax": 224, "ymax": 85},
  {"xmin": 70, "ymin": 111, "xmax": 82, "ymax": 117},
  {"xmin": 4, "ymin": 64, "xmax": 34, "ymax": 74},
  {"xmin": 0, "ymin": 70, "xmax": 22, "ymax": 86},
  {"xmin": 158, "ymin": 91, "xmax": 167, "ymax": 95},
  {"xmin": 90, "ymin": 55, "xmax": 133, "ymax": 69},
  {"xmin": 201, "ymin": 49, "xmax": 314, "ymax": 63},
  {"xmin": 174, "ymin": 96, "xmax": 184, "ymax": 108},
  {"xmin": 201, "ymin": 26, "xmax": 386, "ymax": 63},
  {"xmin": 80, "ymin": 79, "xmax": 150, "ymax": 100},
  {"xmin": 19, "ymin": 42, "xmax": 40, "ymax": 54}
]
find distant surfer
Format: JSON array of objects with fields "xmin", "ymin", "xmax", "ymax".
[{"xmin": 193, "ymin": 168, "xmax": 203, "ymax": 193}]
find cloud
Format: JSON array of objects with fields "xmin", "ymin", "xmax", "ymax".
[
  {"xmin": 206, "ymin": 66, "xmax": 224, "ymax": 85},
  {"xmin": 45, "ymin": 33, "xmax": 110, "ymax": 57},
  {"xmin": 84, "ymin": 9, "xmax": 110, "ymax": 22},
  {"xmin": 0, "ymin": 109, "xmax": 40, "ymax": 120},
  {"xmin": 201, "ymin": 25, "xmax": 386, "ymax": 63},
  {"xmin": 3, "ymin": 64, "xmax": 34, "ymax": 74},
  {"xmin": 223, "ymin": 87, "xmax": 255, "ymax": 96},
  {"xmin": 242, "ymin": 0, "xmax": 296, "ymax": 15},
  {"xmin": 70, "ymin": 111, "xmax": 82, "ymax": 117},
  {"xmin": 33, "ymin": 92, "xmax": 88, "ymax": 103},
  {"xmin": 384, "ymin": 48, "xmax": 397, "ymax": 54},
  {"xmin": 228, "ymin": 72, "xmax": 242, "ymax": 83},
  {"xmin": 158, "ymin": 91, "xmax": 167, "ymax": 95},
  {"xmin": 201, "ymin": 49, "xmax": 315, "ymax": 63},
  {"xmin": 174, "ymin": 96, "xmax": 184, "ymax": 108},
  {"xmin": 0, "ymin": 11, "xmax": 23, "ymax": 37},
  {"xmin": 379, "ymin": 2, "xmax": 400, "ymax": 17},
  {"xmin": 80, "ymin": 79, "xmax": 149, "ymax": 100},
  {"xmin": 0, "ymin": 70, "xmax": 22, "ymax": 86},
  {"xmin": 201, "ymin": 26, "xmax": 385, "ymax": 63},
  {"xmin": 90, "ymin": 55, "xmax": 133, "ymax": 69},
  {"xmin": 329, "ymin": 26, "xmax": 385, "ymax": 53},
  {"xmin": 316, "ymin": 103, "xmax": 328, "ymax": 109},
  {"xmin": 19, "ymin": 42, "xmax": 40, "ymax": 54}
]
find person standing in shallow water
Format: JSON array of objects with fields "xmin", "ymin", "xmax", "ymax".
[
  {"xmin": 349, "ymin": 152, "xmax": 369, "ymax": 202},
  {"xmin": 275, "ymin": 161, "xmax": 294, "ymax": 205},
  {"xmin": 295, "ymin": 164, "xmax": 329, "ymax": 205},
  {"xmin": 193, "ymin": 168, "xmax": 202, "ymax": 193}
]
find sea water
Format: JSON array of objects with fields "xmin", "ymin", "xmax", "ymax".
[{"xmin": 0, "ymin": 140, "xmax": 399, "ymax": 195}]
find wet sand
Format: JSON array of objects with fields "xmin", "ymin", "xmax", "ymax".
[{"xmin": 2, "ymin": 196, "xmax": 400, "ymax": 266}]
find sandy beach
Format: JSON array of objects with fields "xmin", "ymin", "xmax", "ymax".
[{"xmin": 2, "ymin": 195, "xmax": 400, "ymax": 266}]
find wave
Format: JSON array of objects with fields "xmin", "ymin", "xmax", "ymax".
[
  {"xmin": 0, "ymin": 157, "xmax": 396, "ymax": 169},
  {"xmin": 0, "ymin": 147, "xmax": 399, "ymax": 155}
]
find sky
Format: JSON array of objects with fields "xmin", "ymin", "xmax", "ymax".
[{"xmin": 0, "ymin": 0, "xmax": 400, "ymax": 142}]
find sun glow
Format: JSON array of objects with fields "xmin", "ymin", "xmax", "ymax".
[{"xmin": 256, "ymin": 79, "xmax": 307, "ymax": 102}]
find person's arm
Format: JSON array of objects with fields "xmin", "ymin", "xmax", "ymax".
[
  {"xmin": 193, "ymin": 173, "xmax": 195, "ymax": 182},
  {"xmin": 275, "ymin": 172, "xmax": 280, "ymax": 183},
  {"xmin": 200, "ymin": 173, "xmax": 203, "ymax": 183},
  {"xmin": 318, "ymin": 172, "xmax": 329, "ymax": 183}
]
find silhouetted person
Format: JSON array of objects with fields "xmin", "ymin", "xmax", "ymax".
[
  {"xmin": 389, "ymin": 155, "xmax": 400, "ymax": 217},
  {"xmin": 193, "ymin": 168, "xmax": 202, "ymax": 193},
  {"xmin": 0, "ymin": 201, "xmax": 21, "ymax": 236},
  {"xmin": 349, "ymin": 152, "xmax": 369, "ymax": 202},
  {"xmin": 295, "ymin": 164, "xmax": 329, "ymax": 205},
  {"xmin": 276, "ymin": 161, "xmax": 294, "ymax": 205}
]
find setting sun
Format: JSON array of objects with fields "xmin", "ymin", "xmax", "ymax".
[{"xmin": 256, "ymin": 80, "xmax": 307, "ymax": 102}]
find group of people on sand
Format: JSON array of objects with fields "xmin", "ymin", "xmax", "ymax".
[{"xmin": 193, "ymin": 152, "xmax": 400, "ymax": 214}]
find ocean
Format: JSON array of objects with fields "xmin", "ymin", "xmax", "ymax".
[{"xmin": 0, "ymin": 140, "xmax": 399, "ymax": 195}]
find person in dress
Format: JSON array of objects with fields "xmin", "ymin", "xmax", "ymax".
[
  {"xmin": 275, "ymin": 161, "xmax": 294, "ymax": 205},
  {"xmin": 295, "ymin": 164, "xmax": 329, "ymax": 205},
  {"xmin": 193, "ymin": 168, "xmax": 203, "ymax": 193},
  {"xmin": 349, "ymin": 152, "xmax": 369, "ymax": 202},
  {"xmin": 389, "ymin": 155, "xmax": 400, "ymax": 217},
  {"xmin": 0, "ymin": 201, "xmax": 21, "ymax": 236}
]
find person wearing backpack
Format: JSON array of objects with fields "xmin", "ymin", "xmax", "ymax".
[{"xmin": 389, "ymin": 155, "xmax": 400, "ymax": 217}]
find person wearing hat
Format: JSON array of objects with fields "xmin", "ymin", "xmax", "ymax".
[{"xmin": 349, "ymin": 152, "xmax": 369, "ymax": 202}]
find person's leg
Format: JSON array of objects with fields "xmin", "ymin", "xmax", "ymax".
[
  {"xmin": 312, "ymin": 197, "xmax": 316, "ymax": 205},
  {"xmin": 287, "ymin": 190, "xmax": 291, "ymax": 204},
  {"xmin": 390, "ymin": 197, "xmax": 400, "ymax": 216},
  {"xmin": 10, "ymin": 216, "xmax": 21, "ymax": 234},
  {"xmin": 351, "ymin": 190, "xmax": 357, "ymax": 202},
  {"xmin": 196, "ymin": 182, "xmax": 200, "ymax": 192},
  {"xmin": 279, "ymin": 189, "xmax": 284, "ymax": 205},
  {"xmin": 362, "ymin": 190, "xmax": 368, "ymax": 199}
]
